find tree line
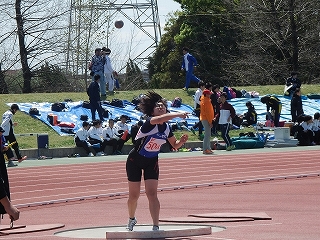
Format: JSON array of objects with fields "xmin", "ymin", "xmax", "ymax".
[
  {"xmin": 0, "ymin": 0, "xmax": 319, "ymax": 93},
  {"xmin": 148, "ymin": 0, "xmax": 320, "ymax": 89}
]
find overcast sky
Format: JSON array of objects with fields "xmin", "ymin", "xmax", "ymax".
[
  {"xmin": 158, "ymin": 0, "xmax": 181, "ymax": 31},
  {"xmin": 105, "ymin": 0, "xmax": 181, "ymax": 71}
]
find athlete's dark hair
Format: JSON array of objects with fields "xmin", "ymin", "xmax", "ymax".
[
  {"xmin": 260, "ymin": 95, "xmax": 269, "ymax": 104},
  {"xmin": 11, "ymin": 104, "xmax": 19, "ymax": 111},
  {"xmin": 246, "ymin": 101, "xmax": 254, "ymax": 109},
  {"xmin": 139, "ymin": 91, "xmax": 167, "ymax": 117}
]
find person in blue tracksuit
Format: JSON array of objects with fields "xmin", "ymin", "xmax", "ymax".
[{"xmin": 181, "ymin": 47, "xmax": 200, "ymax": 90}]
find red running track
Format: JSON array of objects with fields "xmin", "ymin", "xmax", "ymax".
[
  {"xmin": 9, "ymin": 149, "xmax": 320, "ymax": 207},
  {"xmin": 2, "ymin": 148, "xmax": 320, "ymax": 240}
]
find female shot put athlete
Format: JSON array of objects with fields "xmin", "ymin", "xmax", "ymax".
[{"xmin": 126, "ymin": 91, "xmax": 189, "ymax": 231}]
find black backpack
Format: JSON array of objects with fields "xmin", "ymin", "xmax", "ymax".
[
  {"xmin": 29, "ymin": 107, "xmax": 40, "ymax": 115},
  {"xmin": 82, "ymin": 101, "xmax": 91, "ymax": 109},
  {"xmin": 131, "ymin": 96, "xmax": 140, "ymax": 106},
  {"xmin": 171, "ymin": 97, "xmax": 182, "ymax": 107},
  {"xmin": 80, "ymin": 114, "xmax": 88, "ymax": 121},
  {"xmin": 51, "ymin": 102, "xmax": 66, "ymax": 112},
  {"xmin": 102, "ymin": 108, "xmax": 110, "ymax": 118},
  {"xmin": 110, "ymin": 99, "xmax": 124, "ymax": 108}
]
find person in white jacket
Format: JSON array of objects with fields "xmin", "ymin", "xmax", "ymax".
[
  {"xmin": 102, "ymin": 119, "xmax": 122, "ymax": 155},
  {"xmin": 74, "ymin": 121, "xmax": 96, "ymax": 157},
  {"xmin": 88, "ymin": 120, "xmax": 106, "ymax": 156},
  {"xmin": 312, "ymin": 112, "xmax": 320, "ymax": 144},
  {"xmin": 1, "ymin": 104, "xmax": 27, "ymax": 167},
  {"xmin": 214, "ymin": 92, "xmax": 236, "ymax": 151},
  {"xmin": 102, "ymin": 47, "xmax": 117, "ymax": 95},
  {"xmin": 115, "ymin": 115, "xmax": 131, "ymax": 154},
  {"xmin": 298, "ymin": 115, "xmax": 314, "ymax": 146}
]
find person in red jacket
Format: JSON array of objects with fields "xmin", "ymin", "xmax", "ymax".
[{"xmin": 200, "ymin": 89, "xmax": 214, "ymax": 154}]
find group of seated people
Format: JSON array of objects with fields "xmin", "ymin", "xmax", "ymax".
[
  {"xmin": 74, "ymin": 115, "xmax": 142, "ymax": 156},
  {"xmin": 292, "ymin": 113, "xmax": 320, "ymax": 146}
]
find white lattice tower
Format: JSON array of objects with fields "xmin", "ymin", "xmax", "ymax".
[{"xmin": 66, "ymin": 0, "xmax": 161, "ymax": 76}]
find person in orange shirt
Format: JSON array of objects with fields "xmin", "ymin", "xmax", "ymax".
[{"xmin": 200, "ymin": 89, "xmax": 214, "ymax": 154}]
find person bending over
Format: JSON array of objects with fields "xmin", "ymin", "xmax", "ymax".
[{"xmin": 260, "ymin": 95, "xmax": 282, "ymax": 127}]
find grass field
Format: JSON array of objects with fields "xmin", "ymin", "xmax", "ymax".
[{"xmin": 2, "ymin": 84, "xmax": 320, "ymax": 149}]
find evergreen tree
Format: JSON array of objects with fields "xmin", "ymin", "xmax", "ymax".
[
  {"xmin": 125, "ymin": 59, "xmax": 147, "ymax": 90},
  {"xmin": 148, "ymin": 0, "xmax": 240, "ymax": 88}
]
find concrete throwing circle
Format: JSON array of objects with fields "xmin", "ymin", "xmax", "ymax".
[{"xmin": 54, "ymin": 224, "xmax": 225, "ymax": 239}]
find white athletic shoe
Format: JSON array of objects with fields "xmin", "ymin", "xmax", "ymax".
[
  {"xmin": 126, "ymin": 217, "xmax": 137, "ymax": 231},
  {"xmin": 152, "ymin": 225, "xmax": 159, "ymax": 231}
]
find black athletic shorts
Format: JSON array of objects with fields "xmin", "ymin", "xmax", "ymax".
[{"xmin": 126, "ymin": 149, "xmax": 159, "ymax": 182}]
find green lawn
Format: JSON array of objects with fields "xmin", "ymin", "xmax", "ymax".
[{"xmin": 2, "ymin": 84, "xmax": 320, "ymax": 149}]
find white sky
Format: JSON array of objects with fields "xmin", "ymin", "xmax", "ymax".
[
  {"xmin": 105, "ymin": 0, "xmax": 181, "ymax": 71},
  {"xmin": 158, "ymin": 0, "xmax": 181, "ymax": 31}
]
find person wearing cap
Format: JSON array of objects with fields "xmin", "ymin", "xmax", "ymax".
[
  {"xmin": 1, "ymin": 104, "xmax": 27, "ymax": 167},
  {"xmin": 200, "ymin": 89, "xmax": 214, "ymax": 154},
  {"xmin": 102, "ymin": 47, "xmax": 118, "ymax": 95},
  {"xmin": 0, "ymin": 126, "xmax": 20, "ymax": 221},
  {"xmin": 214, "ymin": 92, "xmax": 236, "ymax": 151},
  {"xmin": 89, "ymin": 48, "xmax": 106, "ymax": 100}
]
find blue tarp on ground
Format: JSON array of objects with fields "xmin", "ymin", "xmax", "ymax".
[
  {"xmin": 9, "ymin": 100, "xmax": 199, "ymax": 136},
  {"xmin": 229, "ymin": 95, "xmax": 320, "ymax": 122},
  {"xmin": 8, "ymin": 94, "xmax": 320, "ymax": 136}
]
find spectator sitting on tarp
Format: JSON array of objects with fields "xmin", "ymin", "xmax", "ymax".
[{"xmin": 241, "ymin": 101, "xmax": 257, "ymax": 127}]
